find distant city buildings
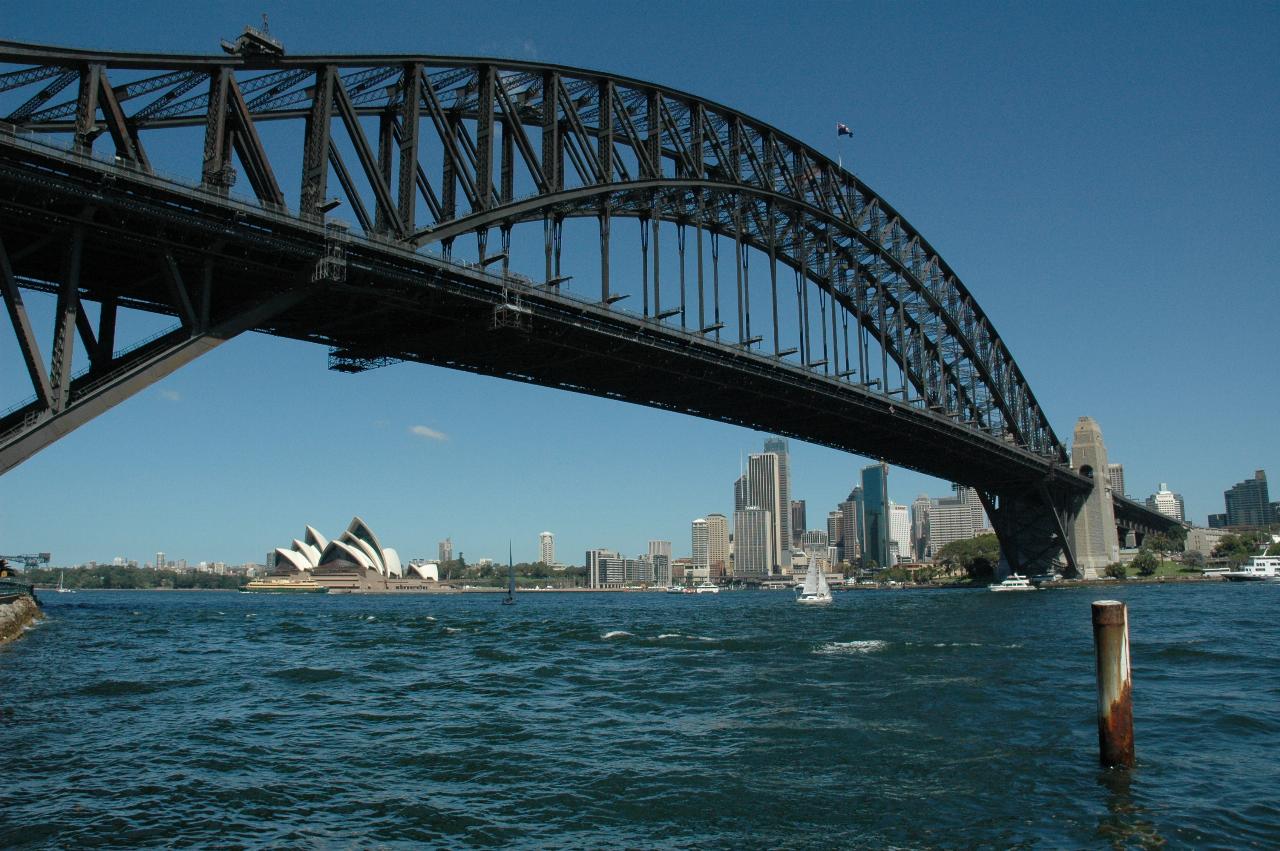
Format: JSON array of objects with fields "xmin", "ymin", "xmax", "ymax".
[
  {"xmin": 691, "ymin": 519, "xmax": 709, "ymax": 580},
  {"xmin": 438, "ymin": 537, "xmax": 453, "ymax": 563},
  {"xmin": 918, "ymin": 485, "xmax": 988, "ymax": 558},
  {"xmin": 733, "ymin": 506, "xmax": 772, "ymax": 578},
  {"xmin": 763, "ymin": 437, "xmax": 794, "ymax": 571},
  {"xmin": 540, "ymin": 531, "xmax": 555, "ymax": 565},
  {"xmin": 1145, "ymin": 483, "xmax": 1186, "ymax": 522},
  {"xmin": 889, "ymin": 503, "xmax": 911, "ymax": 565},
  {"xmin": 791, "ymin": 500, "xmax": 806, "ymax": 548}
]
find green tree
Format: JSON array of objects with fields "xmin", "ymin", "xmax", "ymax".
[
  {"xmin": 1213, "ymin": 532, "xmax": 1267, "ymax": 564},
  {"xmin": 935, "ymin": 534, "xmax": 1001, "ymax": 581},
  {"xmin": 1131, "ymin": 549, "xmax": 1159, "ymax": 577},
  {"xmin": 1104, "ymin": 562, "xmax": 1127, "ymax": 580},
  {"xmin": 1183, "ymin": 550, "xmax": 1207, "ymax": 569}
]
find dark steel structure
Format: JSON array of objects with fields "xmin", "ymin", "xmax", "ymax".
[{"xmin": 0, "ymin": 37, "xmax": 1178, "ymax": 573}]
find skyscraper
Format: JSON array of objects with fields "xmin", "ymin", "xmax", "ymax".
[
  {"xmin": 691, "ymin": 519, "xmax": 709, "ymax": 579},
  {"xmin": 1224, "ymin": 470, "xmax": 1270, "ymax": 527},
  {"xmin": 155, "ymin": 551, "xmax": 165, "ymax": 571},
  {"xmin": 889, "ymin": 503, "xmax": 911, "ymax": 564},
  {"xmin": 733, "ymin": 507, "xmax": 772, "ymax": 578},
  {"xmin": 837, "ymin": 489, "xmax": 862, "ymax": 564},
  {"xmin": 733, "ymin": 474, "xmax": 749, "ymax": 512},
  {"xmin": 539, "ymin": 531, "xmax": 555, "ymax": 565},
  {"xmin": 911, "ymin": 494, "xmax": 931, "ymax": 560},
  {"xmin": 706, "ymin": 514, "xmax": 730, "ymax": 578},
  {"xmin": 1145, "ymin": 483, "xmax": 1186, "ymax": 522},
  {"xmin": 791, "ymin": 500, "xmax": 807, "ymax": 548},
  {"xmin": 438, "ymin": 537, "xmax": 453, "ymax": 563},
  {"xmin": 1108, "ymin": 464, "xmax": 1126, "ymax": 500},
  {"xmin": 826, "ymin": 510, "xmax": 844, "ymax": 561},
  {"xmin": 763, "ymin": 437, "xmax": 793, "ymax": 570},
  {"xmin": 860, "ymin": 463, "xmax": 890, "ymax": 569},
  {"xmin": 743, "ymin": 451, "xmax": 787, "ymax": 572},
  {"xmin": 648, "ymin": 540, "xmax": 672, "ymax": 561}
]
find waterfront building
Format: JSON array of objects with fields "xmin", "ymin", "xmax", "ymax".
[
  {"xmin": 924, "ymin": 488, "xmax": 983, "ymax": 556},
  {"xmin": 860, "ymin": 463, "xmax": 890, "ymax": 569},
  {"xmin": 155, "ymin": 551, "xmax": 165, "ymax": 571},
  {"xmin": 691, "ymin": 519, "xmax": 709, "ymax": 577},
  {"xmin": 763, "ymin": 437, "xmax": 793, "ymax": 570},
  {"xmin": 791, "ymin": 500, "xmax": 807, "ymax": 548},
  {"xmin": 911, "ymin": 495, "xmax": 931, "ymax": 560},
  {"xmin": 585, "ymin": 548, "xmax": 620, "ymax": 588},
  {"xmin": 648, "ymin": 553, "xmax": 672, "ymax": 586},
  {"xmin": 733, "ymin": 507, "xmax": 772, "ymax": 578},
  {"xmin": 1108, "ymin": 464, "xmax": 1126, "ymax": 500},
  {"xmin": 270, "ymin": 518, "xmax": 439, "ymax": 590},
  {"xmin": 889, "ymin": 503, "xmax": 911, "ymax": 565},
  {"xmin": 706, "ymin": 513, "xmax": 730, "ymax": 578},
  {"xmin": 1145, "ymin": 483, "xmax": 1186, "ymax": 522},
  {"xmin": 1224, "ymin": 470, "xmax": 1271, "ymax": 527},
  {"xmin": 540, "ymin": 531, "xmax": 555, "ymax": 565},
  {"xmin": 1208, "ymin": 513, "xmax": 1228, "ymax": 529},
  {"xmin": 438, "ymin": 537, "xmax": 453, "ymax": 563},
  {"xmin": 801, "ymin": 529, "xmax": 829, "ymax": 566}
]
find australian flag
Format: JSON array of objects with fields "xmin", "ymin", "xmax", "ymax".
[{"xmin": 836, "ymin": 122, "xmax": 853, "ymax": 137}]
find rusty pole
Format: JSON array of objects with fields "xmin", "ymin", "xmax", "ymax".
[{"xmin": 1092, "ymin": 600, "xmax": 1135, "ymax": 768}]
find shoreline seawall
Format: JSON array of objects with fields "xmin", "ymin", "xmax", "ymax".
[{"xmin": 0, "ymin": 594, "xmax": 42, "ymax": 644}]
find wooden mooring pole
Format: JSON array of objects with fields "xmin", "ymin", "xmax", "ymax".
[{"xmin": 1091, "ymin": 600, "xmax": 1135, "ymax": 768}]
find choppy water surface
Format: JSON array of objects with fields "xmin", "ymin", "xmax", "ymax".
[{"xmin": 2, "ymin": 584, "xmax": 1278, "ymax": 848}]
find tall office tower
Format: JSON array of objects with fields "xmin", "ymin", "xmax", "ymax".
[
  {"xmin": 1108, "ymin": 464, "xmax": 1127, "ymax": 500},
  {"xmin": 734, "ymin": 474, "xmax": 749, "ymax": 512},
  {"xmin": 911, "ymin": 494, "xmax": 932, "ymax": 560},
  {"xmin": 1145, "ymin": 483, "xmax": 1186, "ymax": 522},
  {"xmin": 438, "ymin": 537, "xmax": 453, "ymax": 563},
  {"xmin": 791, "ymin": 500, "xmax": 807, "ymax": 548},
  {"xmin": 888, "ymin": 503, "xmax": 911, "ymax": 564},
  {"xmin": 705, "ymin": 513, "xmax": 730, "ymax": 578},
  {"xmin": 733, "ymin": 507, "xmax": 772, "ymax": 578},
  {"xmin": 691, "ymin": 519, "xmax": 709, "ymax": 576},
  {"xmin": 956, "ymin": 485, "xmax": 988, "ymax": 531},
  {"xmin": 1224, "ymin": 470, "xmax": 1271, "ymax": 527},
  {"xmin": 585, "ymin": 548, "xmax": 619, "ymax": 588},
  {"xmin": 763, "ymin": 437, "xmax": 793, "ymax": 567},
  {"xmin": 826, "ymin": 510, "xmax": 844, "ymax": 561},
  {"xmin": 539, "ymin": 531, "xmax": 555, "ymax": 565},
  {"xmin": 837, "ymin": 488, "xmax": 862, "ymax": 563},
  {"xmin": 648, "ymin": 540, "xmax": 672, "ymax": 562},
  {"xmin": 745, "ymin": 452, "xmax": 788, "ymax": 571},
  {"xmin": 155, "ymin": 551, "xmax": 165, "ymax": 571},
  {"xmin": 860, "ymin": 463, "xmax": 890, "ymax": 568},
  {"xmin": 648, "ymin": 553, "xmax": 672, "ymax": 586}
]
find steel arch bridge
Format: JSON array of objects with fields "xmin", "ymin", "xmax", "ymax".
[{"xmin": 0, "ymin": 35, "xmax": 1175, "ymax": 574}]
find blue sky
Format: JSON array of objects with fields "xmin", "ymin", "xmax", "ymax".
[{"xmin": 1, "ymin": 1, "xmax": 1277, "ymax": 565}]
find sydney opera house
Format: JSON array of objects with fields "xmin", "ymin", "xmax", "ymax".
[{"xmin": 271, "ymin": 517, "xmax": 441, "ymax": 592}]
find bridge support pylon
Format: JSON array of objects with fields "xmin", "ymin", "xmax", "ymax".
[
  {"xmin": 981, "ymin": 485, "xmax": 1082, "ymax": 580},
  {"xmin": 1066, "ymin": 416, "xmax": 1120, "ymax": 579}
]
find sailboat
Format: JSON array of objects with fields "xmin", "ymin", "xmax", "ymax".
[
  {"xmin": 502, "ymin": 542, "xmax": 516, "ymax": 605},
  {"xmin": 795, "ymin": 560, "xmax": 832, "ymax": 606},
  {"xmin": 56, "ymin": 569, "xmax": 75, "ymax": 593}
]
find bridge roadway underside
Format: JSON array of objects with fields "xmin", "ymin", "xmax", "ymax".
[{"xmin": 0, "ymin": 141, "xmax": 1119, "ymax": 571}]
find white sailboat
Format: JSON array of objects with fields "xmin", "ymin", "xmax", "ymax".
[
  {"xmin": 795, "ymin": 561, "xmax": 833, "ymax": 606},
  {"xmin": 56, "ymin": 570, "xmax": 74, "ymax": 593}
]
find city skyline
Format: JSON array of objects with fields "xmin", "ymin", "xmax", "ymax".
[{"xmin": 0, "ymin": 2, "xmax": 1276, "ymax": 564}]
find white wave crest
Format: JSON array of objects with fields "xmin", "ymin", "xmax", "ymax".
[
  {"xmin": 815, "ymin": 639, "xmax": 887, "ymax": 655},
  {"xmin": 442, "ymin": 626, "xmax": 461, "ymax": 634},
  {"xmin": 601, "ymin": 630, "xmax": 633, "ymax": 640}
]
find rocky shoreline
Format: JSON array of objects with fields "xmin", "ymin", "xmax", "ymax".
[{"xmin": 0, "ymin": 594, "xmax": 42, "ymax": 644}]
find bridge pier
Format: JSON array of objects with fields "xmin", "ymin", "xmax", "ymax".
[
  {"xmin": 981, "ymin": 485, "xmax": 1082, "ymax": 579},
  {"xmin": 1067, "ymin": 417, "xmax": 1120, "ymax": 579}
]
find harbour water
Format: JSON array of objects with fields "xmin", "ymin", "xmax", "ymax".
[{"xmin": 2, "ymin": 584, "xmax": 1277, "ymax": 848}]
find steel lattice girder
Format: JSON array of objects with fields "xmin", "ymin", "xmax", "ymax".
[{"xmin": 0, "ymin": 40, "xmax": 1062, "ymax": 463}]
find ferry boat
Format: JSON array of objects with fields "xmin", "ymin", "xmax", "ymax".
[
  {"xmin": 989, "ymin": 573, "xmax": 1036, "ymax": 592},
  {"xmin": 1221, "ymin": 555, "xmax": 1280, "ymax": 582},
  {"xmin": 241, "ymin": 576, "xmax": 329, "ymax": 593},
  {"xmin": 694, "ymin": 582, "xmax": 721, "ymax": 594}
]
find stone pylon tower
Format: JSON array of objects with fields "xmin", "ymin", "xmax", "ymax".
[{"xmin": 1068, "ymin": 417, "xmax": 1119, "ymax": 578}]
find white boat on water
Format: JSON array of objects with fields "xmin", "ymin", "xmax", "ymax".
[
  {"xmin": 694, "ymin": 583, "xmax": 721, "ymax": 594},
  {"xmin": 989, "ymin": 573, "xmax": 1036, "ymax": 592},
  {"xmin": 56, "ymin": 570, "xmax": 74, "ymax": 593},
  {"xmin": 1222, "ymin": 555, "xmax": 1280, "ymax": 582},
  {"xmin": 795, "ymin": 561, "xmax": 833, "ymax": 606}
]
